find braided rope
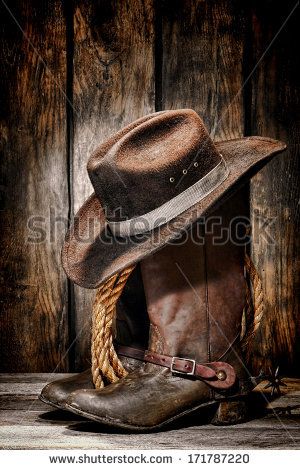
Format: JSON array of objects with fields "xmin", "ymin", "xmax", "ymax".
[
  {"xmin": 242, "ymin": 253, "xmax": 264, "ymax": 355},
  {"xmin": 91, "ymin": 265, "xmax": 136, "ymax": 389}
]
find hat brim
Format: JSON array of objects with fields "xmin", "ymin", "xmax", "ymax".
[{"xmin": 62, "ymin": 136, "xmax": 286, "ymax": 288}]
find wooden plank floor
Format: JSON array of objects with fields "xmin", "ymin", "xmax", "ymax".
[{"xmin": 0, "ymin": 374, "xmax": 299, "ymax": 449}]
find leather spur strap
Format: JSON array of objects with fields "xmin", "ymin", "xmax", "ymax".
[
  {"xmin": 116, "ymin": 344, "xmax": 146, "ymax": 361},
  {"xmin": 117, "ymin": 345, "xmax": 236, "ymax": 390},
  {"xmin": 144, "ymin": 350, "xmax": 236, "ymax": 390}
]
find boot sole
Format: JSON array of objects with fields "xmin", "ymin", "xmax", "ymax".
[{"xmin": 65, "ymin": 396, "xmax": 248, "ymax": 432}]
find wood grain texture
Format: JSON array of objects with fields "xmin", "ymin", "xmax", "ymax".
[
  {"xmin": 249, "ymin": 0, "xmax": 300, "ymax": 374},
  {"xmin": 0, "ymin": 374, "xmax": 299, "ymax": 449},
  {"xmin": 160, "ymin": 0, "xmax": 246, "ymax": 140},
  {"xmin": 71, "ymin": 0, "xmax": 155, "ymax": 369},
  {"xmin": 0, "ymin": 1, "xmax": 69, "ymax": 371}
]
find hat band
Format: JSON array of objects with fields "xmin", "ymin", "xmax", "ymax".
[{"xmin": 108, "ymin": 156, "xmax": 229, "ymax": 237}]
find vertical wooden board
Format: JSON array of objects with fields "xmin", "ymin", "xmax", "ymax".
[
  {"xmin": 161, "ymin": 0, "xmax": 246, "ymax": 140},
  {"xmin": 72, "ymin": 0, "xmax": 155, "ymax": 369},
  {"xmin": 160, "ymin": 1, "xmax": 247, "ymax": 360},
  {"xmin": 0, "ymin": 1, "xmax": 69, "ymax": 371},
  {"xmin": 249, "ymin": 1, "xmax": 300, "ymax": 374}
]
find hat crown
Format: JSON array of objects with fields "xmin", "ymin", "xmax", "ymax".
[{"xmin": 88, "ymin": 110, "xmax": 222, "ymax": 225}]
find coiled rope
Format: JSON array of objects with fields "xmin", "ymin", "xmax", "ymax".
[
  {"xmin": 91, "ymin": 265, "xmax": 135, "ymax": 389},
  {"xmin": 242, "ymin": 254, "xmax": 264, "ymax": 358},
  {"xmin": 91, "ymin": 254, "xmax": 264, "ymax": 389}
]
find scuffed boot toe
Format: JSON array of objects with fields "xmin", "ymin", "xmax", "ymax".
[
  {"xmin": 40, "ymin": 381, "xmax": 70, "ymax": 409},
  {"xmin": 65, "ymin": 386, "xmax": 139, "ymax": 429},
  {"xmin": 39, "ymin": 369, "xmax": 93, "ymax": 410}
]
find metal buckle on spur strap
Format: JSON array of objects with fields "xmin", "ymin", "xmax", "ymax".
[{"xmin": 170, "ymin": 356, "xmax": 196, "ymax": 376}]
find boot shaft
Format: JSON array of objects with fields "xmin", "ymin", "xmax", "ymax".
[{"xmin": 140, "ymin": 195, "xmax": 248, "ymax": 365}]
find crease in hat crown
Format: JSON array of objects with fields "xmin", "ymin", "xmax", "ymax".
[{"xmin": 86, "ymin": 109, "xmax": 228, "ymax": 237}]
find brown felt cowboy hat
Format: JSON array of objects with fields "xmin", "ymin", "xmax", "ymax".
[{"xmin": 62, "ymin": 109, "xmax": 286, "ymax": 288}]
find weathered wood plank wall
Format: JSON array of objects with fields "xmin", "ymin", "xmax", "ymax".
[
  {"xmin": 160, "ymin": 0, "xmax": 246, "ymax": 140},
  {"xmin": 0, "ymin": 0, "xmax": 69, "ymax": 372},
  {"xmin": 0, "ymin": 0, "xmax": 299, "ymax": 373},
  {"xmin": 249, "ymin": 0, "xmax": 300, "ymax": 374}
]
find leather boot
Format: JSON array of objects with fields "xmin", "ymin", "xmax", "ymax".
[
  {"xmin": 65, "ymin": 195, "xmax": 253, "ymax": 431},
  {"xmin": 39, "ymin": 265, "xmax": 149, "ymax": 410}
]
